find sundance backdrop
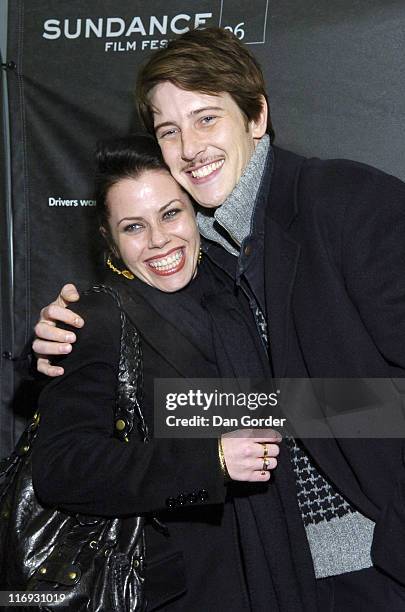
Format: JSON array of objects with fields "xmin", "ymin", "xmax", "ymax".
[{"xmin": 1, "ymin": 0, "xmax": 404, "ymax": 455}]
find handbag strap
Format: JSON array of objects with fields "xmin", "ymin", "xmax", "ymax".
[
  {"xmin": 84, "ymin": 285, "xmax": 149, "ymax": 444},
  {"xmin": 1, "ymin": 284, "xmax": 148, "ymax": 481}
]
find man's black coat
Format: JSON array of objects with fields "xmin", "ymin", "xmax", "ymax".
[{"xmin": 263, "ymin": 146, "xmax": 405, "ymax": 586}]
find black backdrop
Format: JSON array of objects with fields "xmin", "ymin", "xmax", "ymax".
[{"xmin": 1, "ymin": 0, "xmax": 404, "ymax": 456}]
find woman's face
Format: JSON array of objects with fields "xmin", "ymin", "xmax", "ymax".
[{"xmin": 106, "ymin": 170, "xmax": 200, "ymax": 293}]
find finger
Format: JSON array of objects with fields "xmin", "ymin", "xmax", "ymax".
[
  {"xmin": 249, "ymin": 429, "xmax": 283, "ymax": 443},
  {"xmin": 58, "ymin": 283, "xmax": 80, "ymax": 306},
  {"xmin": 256, "ymin": 457, "xmax": 278, "ymax": 472},
  {"xmin": 39, "ymin": 304, "xmax": 84, "ymax": 328},
  {"xmin": 34, "ymin": 321, "xmax": 76, "ymax": 344},
  {"xmin": 223, "ymin": 428, "xmax": 282, "ymax": 442},
  {"xmin": 256, "ymin": 443, "xmax": 280, "ymax": 458},
  {"xmin": 37, "ymin": 357, "xmax": 65, "ymax": 377},
  {"xmin": 237, "ymin": 441, "xmax": 280, "ymax": 461},
  {"xmin": 32, "ymin": 339, "xmax": 72, "ymax": 356},
  {"xmin": 252, "ymin": 470, "xmax": 271, "ymax": 482}
]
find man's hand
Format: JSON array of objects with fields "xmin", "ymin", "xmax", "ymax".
[
  {"xmin": 221, "ymin": 428, "xmax": 282, "ymax": 482},
  {"xmin": 33, "ymin": 284, "xmax": 84, "ymax": 377}
]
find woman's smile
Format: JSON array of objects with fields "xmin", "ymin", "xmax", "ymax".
[{"xmin": 145, "ymin": 246, "xmax": 185, "ymax": 276}]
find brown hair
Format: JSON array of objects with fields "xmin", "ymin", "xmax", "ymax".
[{"xmin": 136, "ymin": 27, "xmax": 274, "ymax": 141}]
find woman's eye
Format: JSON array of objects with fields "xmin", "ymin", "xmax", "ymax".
[
  {"xmin": 159, "ymin": 127, "xmax": 178, "ymax": 139},
  {"xmin": 123, "ymin": 223, "xmax": 142, "ymax": 233}
]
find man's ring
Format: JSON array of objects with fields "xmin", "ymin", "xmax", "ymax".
[
  {"xmin": 262, "ymin": 457, "xmax": 270, "ymax": 471},
  {"xmin": 261, "ymin": 443, "xmax": 268, "ymax": 459}
]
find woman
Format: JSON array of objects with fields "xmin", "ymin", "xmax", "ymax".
[{"xmin": 32, "ymin": 135, "xmax": 280, "ymax": 611}]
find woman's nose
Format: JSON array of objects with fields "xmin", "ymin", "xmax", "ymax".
[{"xmin": 148, "ymin": 226, "xmax": 170, "ymax": 249}]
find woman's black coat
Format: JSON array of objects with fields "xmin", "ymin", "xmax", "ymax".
[{"xmin": 32, "ymin": 272, "xmax": 273, "ymax": 611}]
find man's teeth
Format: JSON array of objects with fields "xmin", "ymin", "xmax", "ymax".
[
  {"xmin": 148, "ymin": 249, "xmax": 183, "ymax": 271},
  {"xmin": 191, "ymin": 160, "xmax": 224, "ymax": 179}
]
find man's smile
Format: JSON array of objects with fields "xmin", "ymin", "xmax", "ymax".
[{"xmin": 188, "ymin": 159, "xmax": 225, "ymax": 180}]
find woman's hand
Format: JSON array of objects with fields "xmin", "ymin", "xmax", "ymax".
[
  {"xmin": 32, "ymin": 284, "xmax": 83, "ymax": 377},
  {"xmin": 221, "ymin": 428, "xmax": 282, "ymax": 482}
]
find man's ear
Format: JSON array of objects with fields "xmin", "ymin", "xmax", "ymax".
[{"xmin": 251, "ymin": 95, "xmax": 268, "ymax": 139}]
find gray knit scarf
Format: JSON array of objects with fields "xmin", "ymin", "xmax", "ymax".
[{"xmin": 197, "ymin": 135, "xmax": 270, "ymax": 254}]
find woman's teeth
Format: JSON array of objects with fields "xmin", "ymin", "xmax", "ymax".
[
  {"xmin": 148, "ymin": 249, "xmax": 183, "ymax": 271},
  {"xmin": 191, "ymin": 159, "xmax": 224, "ymax": 178}
]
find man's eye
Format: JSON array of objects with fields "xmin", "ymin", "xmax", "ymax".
[
  {"xmin": 163, "ymin": 208, "xmax": 180, "ymax": 220},
  {"xmin": 200, "ymin": 115, "xmax": 216, "ymax": 125}
]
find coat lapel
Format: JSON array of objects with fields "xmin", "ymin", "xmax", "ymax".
[
  {"xmin": 264, "ymin": 147, "xmax": 305, "ymax": 378},
  {"xmin": 265, "ymin": 220, "xmax": 301, "ymax": 378}
]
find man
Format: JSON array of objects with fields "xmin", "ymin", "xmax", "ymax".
[{"xmin": 34, "ymin": 28, "xmax": 405, "ymax": 609}]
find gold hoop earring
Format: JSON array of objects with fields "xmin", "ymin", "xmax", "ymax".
[{"xmin": 106, "ymin": 255, "xmax": 135, "ymax": 280}]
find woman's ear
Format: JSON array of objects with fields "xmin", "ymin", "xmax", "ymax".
[{"xmin": 99, "ymin": 226, "xmax": 119, "ymax": 259}]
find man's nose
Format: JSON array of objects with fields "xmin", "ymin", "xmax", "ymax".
[
  {"xmin": 148, "ymin": 225, "xmax": 170, "ymax": 249},
  {"xmin": 180, "ymin": 127, "xmax": 205, "ymax": 162}
]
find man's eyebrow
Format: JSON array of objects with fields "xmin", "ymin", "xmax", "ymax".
[
  {"xmin": 154, "ymin": 106, "xmax": 224, "ymax": 132},
  {"xmin": 189, "ymin": 106, "xmax": 224, "ymax": 116}
]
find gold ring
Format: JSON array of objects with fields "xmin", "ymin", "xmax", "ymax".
[
  {"xmin": 261, "ymin": 443, "xmax": 268, "ymax": 459},
  {"xmin": 262, "ymin": 457, "xmax": 270, "ymax": 471}
]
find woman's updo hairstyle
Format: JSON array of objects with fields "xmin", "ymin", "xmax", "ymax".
[{"xmin": 95, "ymin": 134, "xmax": 168, "ymax": 243}]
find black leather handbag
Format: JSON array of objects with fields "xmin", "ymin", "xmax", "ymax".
[{"xmin": 0, "ymin": 286, "xmax": 148, "ymax": 611}]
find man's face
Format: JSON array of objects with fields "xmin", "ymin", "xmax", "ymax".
[{"xmin": 150, "ymin": 82, "xmax": 266, "ymax": 208}]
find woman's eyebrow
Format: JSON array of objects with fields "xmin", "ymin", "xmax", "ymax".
[
  {"xmin": 158, "ymin": 199, "xmax": 182, "ymax": 212},
  {"xmin": 117, "ymin": 200, "xmax": 181, "ymax": 226}
]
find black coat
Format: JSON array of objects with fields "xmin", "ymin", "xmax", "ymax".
[
  {"xmin": 32, "ymin": 271, "xmax": 269, "ymax": 611},
  {"xmin": 263, "ymin": 147, "xmax": 405, "ymax": 588},
  {"xmin": 200, "ymin": 145, "xmax": 405, "ymax": 606}
]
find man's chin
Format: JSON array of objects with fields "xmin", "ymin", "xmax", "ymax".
[
  {"xmin": 198, "ymin": 200, "xmax": 223, "ymax": 209},
  {"xmin": 192, "ymin": 190, "xmax": 224, "ymax": 209},
  {"xmin": 177, "ymin": 174, "xmax": 227, "ymax": 209}
]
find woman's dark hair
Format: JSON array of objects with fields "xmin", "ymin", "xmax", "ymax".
[{"xmin": 95, "ymin": 134, "xmax": 168, "ymax": 243}]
